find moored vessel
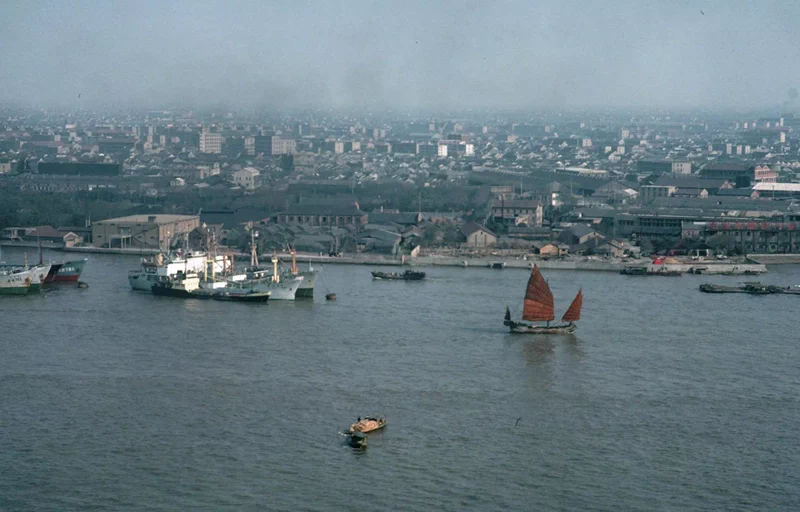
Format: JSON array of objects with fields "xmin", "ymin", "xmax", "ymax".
[
  {"xmin": 371, "ymin": 269, "xmax": 426, "ymax": 280},
  {"xmin": 504, "ymin": 265, "xmax": 582, "ymax": 334},
  {"xmin": 0, "ymin": 267, "xmax": 36, "ymax": 295},
  {"xmin": 44, "ymin": 259, "xmax": 87, "ymax": 283},
  {"xmin": 129, "ymin": 251, "xmax": 228, "ymax": 291}
]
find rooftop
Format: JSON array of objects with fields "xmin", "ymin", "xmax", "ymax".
[{"xmin": 94, "ymin": 214, "xmax": 198, "ymax": 225}]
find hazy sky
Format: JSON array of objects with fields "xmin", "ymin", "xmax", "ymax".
[{"xmin": 1, "ymin": 0, "xmax": 798, "ymax": 110}]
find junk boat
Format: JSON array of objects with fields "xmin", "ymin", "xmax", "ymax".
[
  {"xmin": 348, "ymin": 417, "xmax": 387, "ymax": 434},
  {"xmin": 504, "ymin": 265, "xmax": 582, "ymax": 335},
  {"xmin": 371, "ymin": 270, "xmax": 426, "ymax": 281}
]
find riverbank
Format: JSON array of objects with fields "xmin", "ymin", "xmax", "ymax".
[
  {"xmin": 54, "ymin": 245, "xmax": 769, "ymax": 274},
  {"xmin": 281, "ymin": 252, "xmax": 769, "ymax": 274}
]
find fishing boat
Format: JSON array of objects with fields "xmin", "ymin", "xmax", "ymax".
[
  {"xmin": 504, "ymin": 265, "xmax": 582, "ymax": 334},
  {"xmin": 44, "ymin": 259, "xmax": 87, "ymax": 283},
  {"xmin": 371, "ymin": 270, "xmax": 426, "ymax": 280},
  {"xmin": 0, "ymin": 267, "xmax": 36, "ymax": 295},
  {"xmin": 348, "ymin": 417, "xmax": 387, "ymax": 434}
]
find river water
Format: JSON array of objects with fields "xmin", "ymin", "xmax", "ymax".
[{"xmin": 1, "ymin": 248, "xmax": 798, "ymax": 511}]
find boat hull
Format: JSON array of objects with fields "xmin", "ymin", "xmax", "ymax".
[
  {"xmin": 0, "ymin": 283, "xmax": 31, "ymax": 295},
  {"xmin": 295, "ymin": 271, "xmax": 316, "ymax": 298},
  {"xmin": 151, "ymin": 283, "xmax": 198, "ymax": 299},
  {"xmin": 212, "ymin": 291, "xmax": 271, "ymax": 302},
  {"xmin": 507, "ymin": 321, "xmax": 576, "ymax": 335},
  {"xmin": 0, "ymin": 266, "xmax": 48, "ymax": 295},
  {"xmin": 371, "ymin": 271, "xmax": 425, "ymax": 280},
  {"xmin": 129, "ymin": 272, "xmax": 158, "ymax": 291},
  {"xmin": 248, "ymin": 276, "xmax": 303, "ymax": 300},
  {"xmin": 48, "ymin": 259, "xmax": 86, "ymax": 282}
]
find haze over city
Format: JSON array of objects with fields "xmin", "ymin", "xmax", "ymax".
[{"xmin": 1, "ymin": 0, "xmax": 799, "ymax": 110}]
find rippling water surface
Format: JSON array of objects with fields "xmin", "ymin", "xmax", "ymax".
[{"xmin": 1, "ymin": 249, "xmax": 799, "ymax": 511}]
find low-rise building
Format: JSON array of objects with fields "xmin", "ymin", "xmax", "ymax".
[
  {"xmin": 92, "ymin": 214, "xmax": 199, "ymax": 250},
  {"xmin": 491, "ymin": 199, "xmax": 543, "ymax": 226},
  {"xmin": 274, "ymin": 202, "xmax": 368, "ymax": 227},
  {"xmin": 233, "ymin": 167, "xmax": 260, "ymax": 190},
  {"xmin": 460, "ymin": 222, "xmax": 497, "ymax": 248}
]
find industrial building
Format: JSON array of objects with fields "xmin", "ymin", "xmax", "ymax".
[{"xmin": 92, "ymin": 215, "xmax": 199, "ymax": 250}]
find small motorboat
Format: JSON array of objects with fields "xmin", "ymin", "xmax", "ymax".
[
  {"xmin": 346, "ymin": 431, "xmax": 368, "ymax": 448},
  {"xmin": 348, "ymin": 417, "xmax": 387, "ymax": 433},
  {"xmin": 371, "ymin": 270, "xmax": 425, "ymax": 281},
  {"xmin": 326, "ymin": 293, "xmax": 337, "ymax": 301},
  {"xmin": 488, "ymin": 261, "xmax": 506, "ymax": 269}
]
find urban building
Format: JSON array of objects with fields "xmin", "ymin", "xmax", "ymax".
[
  {"xmin": 199, "ymin": 130, "xmax": 223, "ymax": 154},
  {"xmin": 233, "ymin": 167, "xmax": 260, "ymax": 190},
  {"xmin": 271, "ymin": 137, "xmax": 297, "ymax": 156}
]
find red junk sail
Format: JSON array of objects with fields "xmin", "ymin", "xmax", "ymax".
[
  {"xmin": 522, "ymin": 265, "xmax": 554, "ymax": 322},
  {"xmin": 561, "ymin": 289, "xmax": 583, "ymax": 323}
]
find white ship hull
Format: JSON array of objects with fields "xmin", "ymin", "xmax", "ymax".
[
  {"xmin": 129, "ymin": 271, "xmax": 158, "ymax": 291},
  {"xmin": 295, "ymin": 270, "xmax": 317, "ymax": 298},
  {"xmin": 249, "ymin": 275, "xmax": 303, "ymax": 300}
]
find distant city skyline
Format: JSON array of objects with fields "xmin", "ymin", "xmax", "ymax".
[{"xmin": 1, "ymin": 0, "xmax": 799, "ymax": 110}]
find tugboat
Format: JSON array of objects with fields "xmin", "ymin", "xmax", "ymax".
[
  {"xmin": 371, "ymin": 269, "xmax": 426, "ymax": 281},
  {"xmin": 504, "ymin": 265, "xmax": 582, "ymax": 335}
]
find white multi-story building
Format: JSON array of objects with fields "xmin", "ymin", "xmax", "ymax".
[
  {"xmin": 271, "ymin": 137, "xmax": 296, "ymax": 156},
  {"xmin": 437, "ymin": 143, "xmax": 448, "ymax": 157},
  {"xmin": 200, "ymin": 131, "xmax": 223, "ymax": 154},
  {"xmin": 244, "ymin": 136, "xmax": 255, "ymax": 156}
]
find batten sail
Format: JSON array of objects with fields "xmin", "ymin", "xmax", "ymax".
[
  {"xmin": 561, "ymin": 289, "xmax": 583, "ymax": 323},
  {"xmin": 522, "ymin": 265, "xmax": 554, "ymax": 322}
]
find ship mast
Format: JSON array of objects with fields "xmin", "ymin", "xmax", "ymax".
[
  {"xmin": 250, "ymin": 229, "xmax": 259, "ymax": 268},
  {"xmin": 271, "ymin": 254, "xmax": 280, "ymax": 283},
  {"xmin": 290, "ymin": 245, "xmax": 298, "ymax": 275}
]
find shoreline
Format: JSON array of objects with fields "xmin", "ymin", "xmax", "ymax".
[{"xmin": 4, "ymin": 243, "xmax": 778, "ymax": 274}]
